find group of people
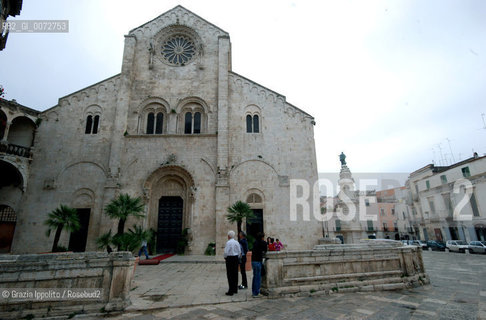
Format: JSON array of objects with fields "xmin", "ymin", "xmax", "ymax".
[
  {"xmin": 266, "ymin": 237, "xmax": 284, "ymax": 251},
  {"xmin": 224, "ymin": 231, "xmax": 283, "ymax": 298}
]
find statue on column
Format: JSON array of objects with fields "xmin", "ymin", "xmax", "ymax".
[{"xmin": 339, "ymin": 152, "xmax": 346, "ymax": 166}]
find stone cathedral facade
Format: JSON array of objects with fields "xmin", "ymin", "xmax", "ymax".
[{"xmin": 1, "ymin": 6, "xmax": 320, "ymax": 255}]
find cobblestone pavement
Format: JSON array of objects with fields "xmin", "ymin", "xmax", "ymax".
[{"xmin": 88, "ymin": 251, "xmax": 486, "ymax": 320}]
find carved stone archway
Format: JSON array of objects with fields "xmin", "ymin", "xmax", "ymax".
[{"xmin": 143, "ymin": 165, "xmax": 195, "ymax": 252}]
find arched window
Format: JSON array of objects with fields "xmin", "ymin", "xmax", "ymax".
[
  {"xmin": 92, "ymin": 115, "xmax": 99, "ymax": 134},
  {"xmin": 155, "ymin": 113, "xmax": 164, "ymax": 134},
  {"xmin": 178, "ymin": 101, "xmax": 207, "ymax": 134},
  {"xmin": 247, "ymin": 193, "xmax": 262, "ymax": 204},
  {"xmin": 253, "ymin": 115, "xmax": 259, "ymax": 133},
  {"xmin": 193, "ymin": 112, "xmax": 201, "ymax": 134},
  {"xmin": 85, "ymin": 115, "xmax": 93, "ymax": 134},
  {"xmin": 146, "ymin": 112, "xmax": 155, "ymax": 134},
  {"xmin": 85, "ymin": 114, "xmax": 100, "ymax": 134},
  {"xmin": 246, "ymin": 114, "xmax": 260, "ymax": 133},
  {"xmin": 246, "ymin": 115, "xmax": 252, "ymax": 133},
  {"xmin": 84, "ymin": 105, "xmax": 102, "ymax": 135},
  {"xmin": 184, "ymin": 112, "xmax": 192, "ymax": 134},
  {"xmin": 143, "ymin": 105, "xmax": 167, "ymax": 135}
]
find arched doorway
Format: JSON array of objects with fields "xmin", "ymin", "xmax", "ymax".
[
  {"xmin": 245, "ymin": 193, "xmax": 264, "ymax": 243},
  {"xmin": 0, "ymin": 205, "xmax": 17, "ymax": 253},
  {"xmin": 0, "ymin": 160, "xmax": 23, "ymax": 189},
  {"xmin": 157, "ymin": 196, "xmax": 183, "ymax": 253},
  {"xmin": 144, "ymin": 165, "xmax": 195, "ymax": 254}
]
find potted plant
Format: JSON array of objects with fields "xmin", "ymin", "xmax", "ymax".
[{"xmin": 176, "ymin": 228, "xmax": 190, "ymax": 254}]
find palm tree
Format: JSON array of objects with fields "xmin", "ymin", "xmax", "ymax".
[
  {"xmin": 96, "ymin": 230, "xmax": 114, "ymax": 253},
  {"xmin": 44, "ymin": 205, "xmax": 80, "ymax": 252},
  {"xmin": 226, "ymin": 201, "xmax": 255, "ymax": 236},
  {"xmin": 104, "ymin": 193, "xmax": 145, "ymax": 250},
  {"xmin": 127, "ymin": 225, "xmax": 153, "ymax": 250}
]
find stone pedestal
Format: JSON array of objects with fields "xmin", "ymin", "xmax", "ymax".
[
  {"xmin": 0, "ymin": 252, "xmax": 135, "ymax": 319},
  {"xmin": 261, "ymin": 241, "xmax": 428, "ymax": 297}
]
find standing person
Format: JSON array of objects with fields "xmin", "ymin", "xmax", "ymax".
[
  {"xmin": 138, "ymin": 239, "xmax": 149, "ymax": 260},
  {"xmin": 238, "ymin": 231, "xmax": 248, "ymax": 289},
  {"xmin": 252, "ymin": 232, "xmax": 267, "ymax": 297},
  {"xmin": 268, "ymin": 238, "xmax": 276, "ymax": 251},
  {"xmin": 224, "ymin": 230, "xmax": 241, "ymax": 296},
  {"xmin": 275, "ymin": 239, "xmax": 284, "ymax": 251}
]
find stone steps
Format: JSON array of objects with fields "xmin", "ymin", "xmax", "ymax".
[
  {"xmin": 284, "ymin": 269, "xmax": 403, "ymax": 284},
  {"xmin": 266, "ymin": 274, "xmax": 410, "ymax": 297}
]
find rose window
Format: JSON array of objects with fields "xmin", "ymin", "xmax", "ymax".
[{"xmin": 161, "ymin": 35, "xmax": 196, "ymax": 66}]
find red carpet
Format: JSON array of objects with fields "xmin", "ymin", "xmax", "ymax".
[{"xmin": 152, "ymin": 253, "xmax": 175, "ymax": 261}]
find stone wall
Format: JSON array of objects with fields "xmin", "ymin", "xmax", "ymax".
[
  {"xmin": 0, "ymin": 252, "xmax": 135, "ymax": 319},
  {"xmin": 262, "ymin": 242, "xmax": 428, "ymax": 297}
]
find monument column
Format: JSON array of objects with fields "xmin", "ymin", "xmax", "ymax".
[{"xmin": 337, "ymin": 153, "xmax": 365, "ymax": 243}]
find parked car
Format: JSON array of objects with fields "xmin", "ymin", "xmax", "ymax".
[
  {"xmin": 426, "ymin": 240, "xmax": 446, "ymax": 251},
  {"xmin": 411, "ymin": 240, "xmax": 427, "ymax": 249},
  {"xmin": 446, "ymin": 240, "xmax": 469, "ymax": 253},
  {"xmin": 468, "ymin": 241, "xmax": 486, "ymax": 254}
]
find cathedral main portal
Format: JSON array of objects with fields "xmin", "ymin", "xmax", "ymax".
[{"xmin": 157, "ymin": 196, "xmax": 183, "ymax": 253}]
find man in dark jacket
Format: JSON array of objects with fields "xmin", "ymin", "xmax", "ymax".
[
  {"xmin": 251, "ymin": 232, "xmax": 267, "ymax": 297},
  {"xmin": 238, "ymin": 231, "xmax": 248, "ymax": 289}
]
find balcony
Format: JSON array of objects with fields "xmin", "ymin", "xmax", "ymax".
[{"xmin": 0, "ymin": 142, "xmax": 32, "ymax": 158}]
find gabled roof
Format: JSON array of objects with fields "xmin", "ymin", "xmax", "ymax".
[
  {"xmin": 230, "ymin": 71, "xmax": 314, "ymax": 119},
  {"xmin": 128, "ymin": 5, "xmax": 229, "ymax": 36}
]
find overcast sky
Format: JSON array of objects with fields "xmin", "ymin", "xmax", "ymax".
[{"xmin": 1, "ymin": 0, "xmax": 485, "ymax": 176}]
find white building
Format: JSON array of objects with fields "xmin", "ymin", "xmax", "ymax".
[{"xmin": 408, "ymin": 154, "xmax": 486, "ymax": 242}]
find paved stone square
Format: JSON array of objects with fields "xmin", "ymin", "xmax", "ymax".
[{"xmin": 85, "ymin": 251, "xmax": 486, "ymax": 319}]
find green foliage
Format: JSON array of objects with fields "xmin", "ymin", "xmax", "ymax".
[
  {"xmin": 226, "ymin": 201, "xmax": 254, "ymax": 235},
  {"xmin": 204, "ymin": 242, "xmax": 216, "ymax": 256},
  {"xmin": 44, "ymin": 205, "xmax": 80, "ymax": 236},
  {"xmin": 176, "ymin": 228, "xmax": 190, "ymax": 254},
  {"xmin": 55, "ymin": 245, "xmax": 68, "ymax": 252},
  {"xmin": 112, "ymin": 233, "xmax": 138, "ymax": 252},
  {"xmin": 104, "ymin": 193, "xmax": 145, "ymax": 250},
  {"xmin": 44, "ymin": 204, "xmax": 80, "ymax": 252},
  {"xmin": 105, "ymin": 194, "xmax": 144, "ymax": 227},
  {"xmin": 127, "ymin": 225, "xmax": 153, "ymax": 248},
  {"xmin": 247, "ymin": 234, "xmax": 255, "ymax": 251},
  {"xmin": 96, "ymin": 230, "xmax": 114, "ymax": 253}
]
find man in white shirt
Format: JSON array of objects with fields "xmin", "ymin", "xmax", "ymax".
[{"xmin": 224, "ymin": 230, "xmax": 241, "ymax": 296}]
